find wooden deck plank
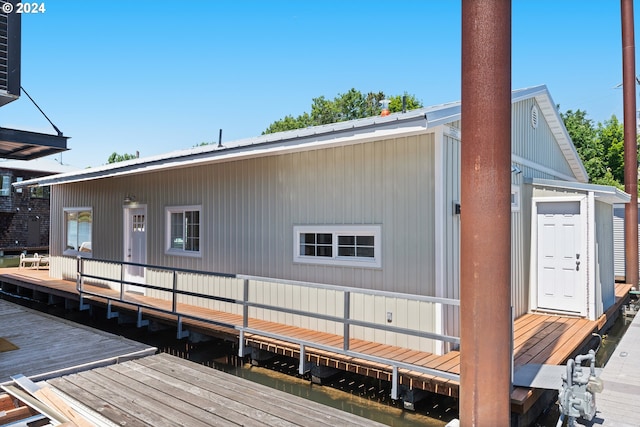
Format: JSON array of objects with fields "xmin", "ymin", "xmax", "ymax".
[
  {"xmin": 100, "ymin": 364, "xmax": 267, "ymax": 427},
  {"xmin": 3, "ymin": 269, "xmax": 630, "ymax": 418},
  {"xmin": 136, "ymin": 353, "xmax": 379, "ymax": 426},
  {"xmin": 49, "ymin": 373, "xmax": 173, "ymax": 427},
  {"xmin": 58, "ymin": 353, "xmax": 380, "ymax": 427},
  {"xmin": 0, "ymin": 300, "xmax": 156, "ymax": 384}
]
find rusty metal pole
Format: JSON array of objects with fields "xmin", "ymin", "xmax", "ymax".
[
  {"xmin": 460, "ymin": 0, "xmax": 512, "ymax": 425},
  {"xmin": 622, "ymin": 0, "xmax": 638, "ymax": 287}
]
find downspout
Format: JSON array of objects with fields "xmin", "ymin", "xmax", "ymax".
[
  {"xmin": 587, "ymin": 192, "xmax": 596, "ymax": 319},
  {"xmin": 434, "ymin": 125, "xmax": 446, "ymax": 356}
]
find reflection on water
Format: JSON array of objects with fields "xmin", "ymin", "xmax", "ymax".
[
  {"xmin": 596, "ymin": 309, "xmax": 636, "ymax": 367},
  {"xmin": 169, "ymin": 343, "xmax": 457, "ymax": 427},
  {"xmin": 215, "ymin": 361, "xmax": 450, "ymax": 427}
]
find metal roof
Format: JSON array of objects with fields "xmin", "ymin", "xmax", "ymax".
[
  {"xmin": 15, "ymin": 85, "xmax": 587, "ymax": 188},
  {"xmin": 0, "ymin": 127, "xmax": 69, "ymax": 161},
  {"xmin": 0, "ymin": 157, "xmax": 78, "ymax": 174},
  {"xmin": 528, "ymin": 177, "xmax": 630, "ymax": 204}
]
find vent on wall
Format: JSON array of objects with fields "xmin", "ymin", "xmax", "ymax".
[
  {"xmin": 0, "ymin": 1, "xmax": 21, "ymax": 107},
  {"xmin": 530, "ymin": 104, "xmax": 539, "ymax": 129}
]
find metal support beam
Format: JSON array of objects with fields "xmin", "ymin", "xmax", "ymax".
[
  {"xmin": 238, "ymin": 329, "xmax": 245, "ymax": 357},
  {"xmin": 391, "ymin": 365, "xmax": 399, "ymax": 401},
  {"xmin": 137, "ymin": 306, "xmax": 149, "ymax": 328},
  {"xmin": 299, "ymin": 344, "xmax": 306, "ymax": 375},
  {"xmin": 622, "ymin": 0, "xmax": 639, "ymax": 287},
  {"xmin": 106, "ymin": 300, "xmax": 119, "ymax": 319},
  {"xmin": 78, "ymin": 295, "xmax": 90, "ymax": 311},
  {"xmin": 176, "ymin": 315, "xmax": 189, "ymax": 339},
  {"xmin": 460, "ymin": 0, "xmax": 512, "ymax": 425}
]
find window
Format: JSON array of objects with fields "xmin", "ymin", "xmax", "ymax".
[
  {"xmin": 64, "ymin": 208, "xmax": 92, "ymax": 256},
  {"xmin": 15, "ymin": 177, "xmax": 22, "ymax": 193},
  {"xmin": 294, "ymin": 225, "xmax": 381, "ymax": 268},
  {"xmin": 30, "ymin": 186, "xmax": 50, "ymax": 199},
  {"xmin": 165, "ymin": 205, "xmax": 201, "ymax": 256},
  {"xmin": 0, "ymin": 175, "xmax": 10, "ymax": 196},
  {"xmin": 511, "ymin": 185, "xmax": 521, "ymax": 212}
]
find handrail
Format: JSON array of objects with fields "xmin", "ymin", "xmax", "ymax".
[{"xmin": 76, "ymin": 256, "xmax": 461, "ymax": 385}]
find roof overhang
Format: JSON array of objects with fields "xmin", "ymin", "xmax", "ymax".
[
  {"xmin": 527, "ymin": 177, "xmax": 631, "ymax": 205},
  {"xmin": 0, "ymin": 127, "xmax": 69, "ymax": 161},
  {"xmin": 13, "ymin": 85, "xmax": 586, "ymax": 189},
  {"xmin": 513, "ymin": 86, "xmax": 589, "ymax": 183},
  {"xmin": 16, "ymin": 113, "xmax": 435, "ymax": 188}
]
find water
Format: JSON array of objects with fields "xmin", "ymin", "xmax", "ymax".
[
  {"xmin": 0, "ymin": 255, "xmax": 20, "ymax": 268},
  {"xmin": 595, "ymin": 308, "xmax": 637, "ymax": 367}
]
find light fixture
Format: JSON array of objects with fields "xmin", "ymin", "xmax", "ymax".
[{"xmin": 124, "ymin": 195, "xmax": 136, "ymax": 204}]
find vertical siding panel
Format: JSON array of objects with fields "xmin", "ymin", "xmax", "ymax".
[{"xmin": 50, "ymin": 132, "xmax": 442, "ymax": 338}]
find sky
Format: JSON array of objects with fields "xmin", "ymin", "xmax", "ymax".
[{"xmin": 0, "ymin": 1, "xmax": 637, "ymax": 169}]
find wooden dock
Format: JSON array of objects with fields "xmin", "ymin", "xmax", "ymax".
[
  {"xmin": 0, "ymin": 268, "xmax": 632, "ymax": 419},
  {"xmin": 588, "ymin": 306, "xmax": 640, "ymax": 426},
  {"xmin": 0, "ymin": 299, "xmax": 156, "ymax": 384},
  {"xmin": 41, "ymin": 352, "xmax": 386, "ymax": 426}
]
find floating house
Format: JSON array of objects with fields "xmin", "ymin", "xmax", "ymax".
[
  {"xmin": 15, "ymin": 85, "xmax": 629, "ymax": 355},
  {"xmin": 0, "ymin": 158, "xmax": 76, "ymax": 254}
]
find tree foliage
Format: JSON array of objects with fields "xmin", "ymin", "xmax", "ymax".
[
  {"xmin": 561, "ymin": 109, "xmax": 635, "ymax": 191},
  {"xmin": 107, "ymin": 152, "xmax": 138, "ymax": 163},
  {"xmin": 263, "ymin": 89, "xmax": 422, "ymax": 134}
]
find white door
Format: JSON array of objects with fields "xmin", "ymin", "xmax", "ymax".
[
  {"xmin": 124, "ymin": 206, "xmax": 147, "ymax": 294},
  {"xmin": 537, "ymin": 202, "xmax": 584, "ymax": 314}
]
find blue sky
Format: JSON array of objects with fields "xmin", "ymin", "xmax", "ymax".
[{"xmin": 0, "ymin": 1, "xmax": 636, "ymax": 168}]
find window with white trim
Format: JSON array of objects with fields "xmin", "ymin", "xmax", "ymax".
[
  {"xmin": 165, "ymin": 205, "xmax": 201, "ymax": 256},
  {"xmin": 63, "ymin": 207, "xmax": 93, "ymax": 256},
  {"xmin": 294, "ymin": 225, "xmax": 381, "ymax": 268}
]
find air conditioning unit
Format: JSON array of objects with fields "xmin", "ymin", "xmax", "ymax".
[{"xmin": 0, "ymin": 0, "xmax": 20, "ymax": 107}]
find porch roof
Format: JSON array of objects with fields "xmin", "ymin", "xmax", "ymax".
[{"xmin": 528, "ymin": 177, "xmax": 631, "ymax": 204}]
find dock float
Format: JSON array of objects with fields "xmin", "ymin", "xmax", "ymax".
[
  {"xmin": 0, "ymin": 268, "xmax": 633, "ymax": 425},
  {"xmin": 0, "ymin": 299, "xmax": 156, "ymax": 384},
  {"xmin": 30, "ymin": 353, "xmax": 385, "ymax": 426},
  {"xmin": 592, "ymin": 307, "xmax": 640, "ymax": 426}
]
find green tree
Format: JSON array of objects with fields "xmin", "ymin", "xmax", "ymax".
[
  {"xmin": 560, "ymin": 109, "xmax": 606, "ymax": 182},
  {"xmin": 310, "ymin": 95, "xmax": 339, "ymax": 125},
  {"xmin": 107, "ymin": 152, "xmax": 138, "ymax": 163},
  {"xmin": 389, "ymin": 93, "xmax": 422, "ymax": 113},
  {"xmin": 263, "ymin": 112, "xmax": 313, "ymax": 134},
  {"xmin": 263, "ymin": 89, "xmax": 423, "ymax": 134},
  {"xmin": 597, "ymin": 115, "xmax": 625, "ymax": 184}
]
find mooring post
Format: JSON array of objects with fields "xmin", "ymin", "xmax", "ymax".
[
  {"xmin": 621, "ymin": 0, "xmax": 639, "ymax": 288},
  {"xmin": 460, "ymin": 0, "xmax": 512, "ymax": 425}
]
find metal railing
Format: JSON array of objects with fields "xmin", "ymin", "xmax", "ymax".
[{"xmin": 76, "ymin": 257, "xmax": 461, "ymax": 397}]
